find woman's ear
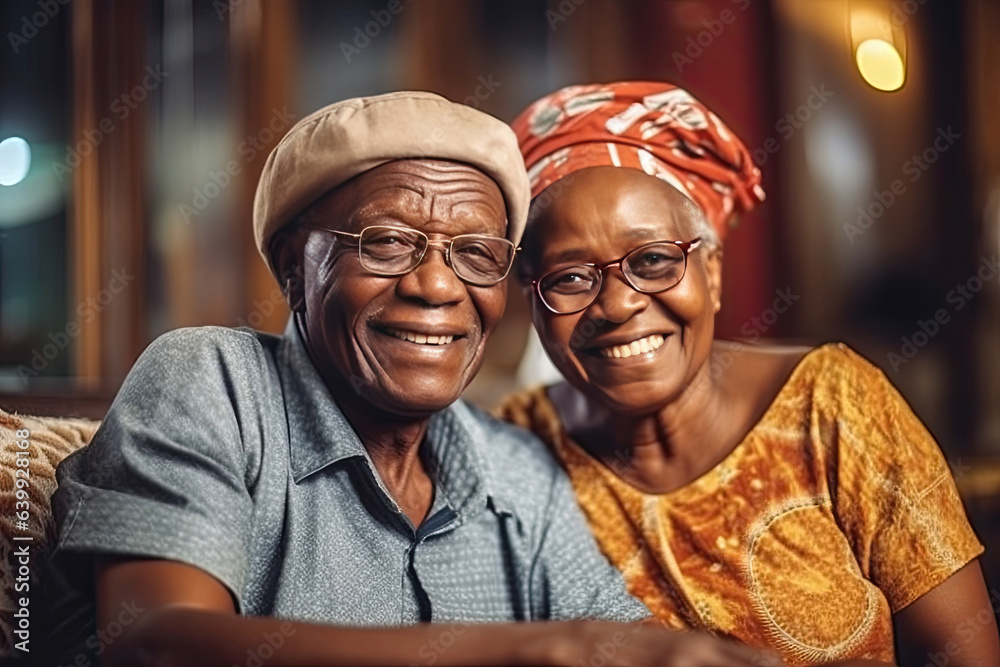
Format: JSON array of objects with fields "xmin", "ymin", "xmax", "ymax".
[
  {"xmin": 270, "ymin": 229, "xmax": 306, "ymax": 313},
  {"xmin": 513, "ymin": 254, "xmax": 535, "ymax": 301},
  {"xmin": 519, "ymin": 279, "xmax": 536, "ymax": 311},
  {"xmin": 704, "ymin": 246, "xmax": 723, "ymax": 313}
]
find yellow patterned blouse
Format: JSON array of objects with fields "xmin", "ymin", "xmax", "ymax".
[{"xmin": 496, "ymin": 343, "xmax": 983, "ymax": 665}]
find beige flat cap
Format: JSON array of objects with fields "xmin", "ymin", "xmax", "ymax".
[{"xmin": 253, "ymin": 91, "xmax": 530, "ymax": 277}]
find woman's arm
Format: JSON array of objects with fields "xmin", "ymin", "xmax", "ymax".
[
  {"xmin": 96, "ymin": 558, "xmax": 776, "ymax": 667},
  {"xmin": 893, "ymin": 560, "xmax": 998, "ymax": 667}
]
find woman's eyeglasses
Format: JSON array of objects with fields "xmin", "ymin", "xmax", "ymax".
[
  {"xmin": 532, "ymin": 238, "xmax": 702, "ymax": 314},
  {"xmin": 319, "ymin": 225, "xmax": 519, "ymax": 287}
]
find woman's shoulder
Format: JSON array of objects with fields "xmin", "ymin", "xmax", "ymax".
[
  {"xmin": 782, "ymin": 341, "xmax": 892, "ymax": 392},
  {"xmin": 723, "ymin": 340, "xmax": 887, "ymax": 391},
  {"xmin": 724, "ymin": 341, "xmax": 905, "ymax": 432},
  {"xmin": 493, "ymin": 383, "xmax": 566, "ymax": 446}
]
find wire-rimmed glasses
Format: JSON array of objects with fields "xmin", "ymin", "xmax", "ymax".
[
  {"xmin": 532, "ymin": 238, "xmax": 703, "ymax": 314},
  {"xmin": 320, "ymin": 225, "xmax": 519, "ymax": 287}
]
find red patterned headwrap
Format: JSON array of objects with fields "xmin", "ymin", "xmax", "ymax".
[{"xmin": 511, "ymin": 81, "xmax": 765, "ymax": 242}]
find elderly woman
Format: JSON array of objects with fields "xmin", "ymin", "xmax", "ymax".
[
  {"xmin": 40, "ymin": 91, "xmax": 774, "ymax": 667},
  {"xmin": 499, "ymin": 82, "xmax": 999, "ymax": 667}
]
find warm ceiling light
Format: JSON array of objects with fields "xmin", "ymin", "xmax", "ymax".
[
  {"xmin": 0, "ymin": 137, "xmax": 31, "ymax": 187},
  {"xmin": 849, "ymin": 1, "xmax": 907, "ymax": 93},
  {"xmin": 855, "ymin": 38, "xmax": 906, "ymax": 91}
]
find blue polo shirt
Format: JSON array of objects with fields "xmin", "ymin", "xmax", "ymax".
[{"xmin": 42, "ymin": 319, "xmax": 649, "ymax": 664}]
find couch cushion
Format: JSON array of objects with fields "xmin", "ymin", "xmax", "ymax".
[{"xmin": 0, "ymin": 409, "xmax": 99, "ymax": 657}]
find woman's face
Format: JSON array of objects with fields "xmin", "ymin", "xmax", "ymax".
[{"xmin": 523, "ymin": 166, "xmax": 722, "ymax": 415}]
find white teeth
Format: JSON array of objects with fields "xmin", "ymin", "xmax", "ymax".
[
  {"xmin": 599, "ymin": 334, "xmax": 665, "ymax": 359},
  {"xmin": 386, "ymin": 328, "xmax": 454, "ymax": 345}
]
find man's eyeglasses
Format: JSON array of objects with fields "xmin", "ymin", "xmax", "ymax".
[
  {"xmin": 532, "ymin": 238, "xmax": 703, "ymax": 314},
  {"xmin": 319, "ymin": 225, "xmax": 519, "ymax": 287}
]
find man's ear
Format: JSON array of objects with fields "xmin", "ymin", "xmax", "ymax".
[
  {"xmin": 704, "ymin": 246, "xmax": 723, "ymax": 314},
  {"xmin": 270, "ymin": 229, "xmax": 306, "ymax": 313}
]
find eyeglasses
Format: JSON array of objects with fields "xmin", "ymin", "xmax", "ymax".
[
  {"xmin": 319, "ymin": 225, "xmax": 519, "ymax": 287},
  {"xmin": 532, "ymin": 238, "xmax": 702, "ymax": 314}
]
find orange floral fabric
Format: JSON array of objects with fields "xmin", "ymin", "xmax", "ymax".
[
  {"xmin": 510, "ymin": 81, "xmax": 766, "ymax": 241},
  {"xmin": 496, "ymin": 344, "xmax": 983, "ymax": 665}
]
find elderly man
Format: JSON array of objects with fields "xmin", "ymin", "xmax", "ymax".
[{"xmin": 39, "ymin": 93, "xmax": 770, "ymax": 667}]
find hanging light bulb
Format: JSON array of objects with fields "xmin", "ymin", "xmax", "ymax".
[
  {"xmin": 850, "ymin": 1, "xmax": 907, "ymax": 92},
  {"xmin": 0, "ymin": 137, "xmax": 31, "ymax": 186},
  {"xmin": 855, "ymin": 39, "xmax": 905, "ymax": 91}
]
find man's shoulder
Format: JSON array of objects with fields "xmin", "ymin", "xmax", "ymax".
[
  {"xmin": 138, "ymin": 325, "xmax": 280, "ymax": 373},
  {"xmin": 121, "ymin": 325, "xmax": 283, "ymax": 405},
  {"xmin": 146, "ymin": 324, "xmax": 279, "ymax": 356}
]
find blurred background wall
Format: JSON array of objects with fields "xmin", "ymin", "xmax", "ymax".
[{"xmin": 1, "ymin": 0, "xmax": 999, "ymax": 576}]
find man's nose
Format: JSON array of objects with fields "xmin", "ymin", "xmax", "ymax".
[{"xmin": 395, "ymin": 245, "xmax": 466, "ymax": 305}]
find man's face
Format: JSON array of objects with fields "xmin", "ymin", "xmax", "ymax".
[{"xmin": 289, "ymin": 159, "xmax": 509, "ymax": 418}]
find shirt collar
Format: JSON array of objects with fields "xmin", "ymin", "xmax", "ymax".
[
  {"xmin": 277, "ymin": 317, "xmax": 368, "ymax": 482},
  {"xmin": 276, "ymin": 317, "xmax": 504, "ymax": 520}
]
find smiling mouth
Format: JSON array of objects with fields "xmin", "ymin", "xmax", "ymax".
[
  {"xmin": 596, "ymin": 333, "xmax": 666, "ymax": 359},
  {"xmin": 379, "ymin": 326, "xmax": 458, "ymax": 346}
]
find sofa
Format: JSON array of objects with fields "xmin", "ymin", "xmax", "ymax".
[{"xmin": 0, "ymin": 408, "xmax": 99, "ymax": 657}]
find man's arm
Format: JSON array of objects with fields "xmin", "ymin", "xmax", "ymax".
[
  {"xmin": 96, "ymin": 557, "xmax": 774, "ymax": 667},
  {"xmin": 96, "ymin": 557, "xmax": 528, "ymax": 667}
]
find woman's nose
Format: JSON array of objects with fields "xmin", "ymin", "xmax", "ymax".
[{"xmin": 589, "ymin": 269, "xmax": 649, "ymax": 323}]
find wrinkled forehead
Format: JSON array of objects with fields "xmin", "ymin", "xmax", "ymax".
[
  {"xmin": 524, "ymin": 167, "xmax": 703, "ymax": 261},
  {"xmin": 305, "ymin": 159, "xmax": 508, "ymax": 236}
]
